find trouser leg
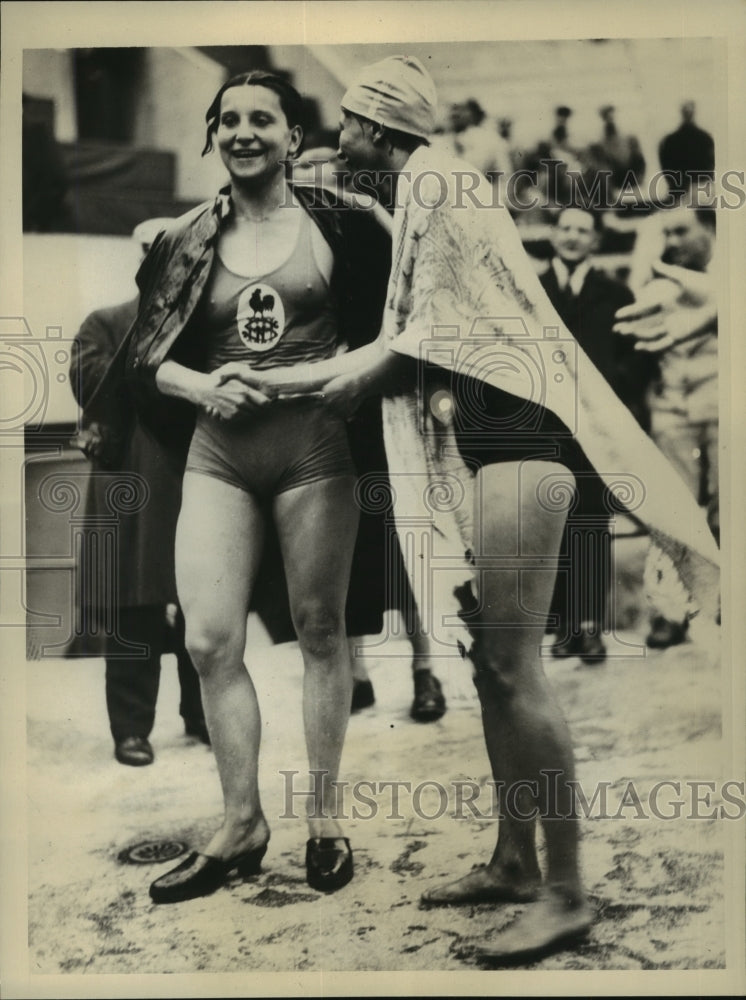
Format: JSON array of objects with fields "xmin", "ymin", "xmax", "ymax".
[
  {"xmin": 105, "ymin": 607, "xmax": 161, "ymax": 741},
  {"xmin": 549, "ymin": 473, "xmax": 611, "ymax": 636},
  {"xmin": 651, "ymin": 409, "xmax": 700, "ymax": 500}
]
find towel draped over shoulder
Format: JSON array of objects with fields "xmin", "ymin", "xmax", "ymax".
[{"xmin": 379, "ymin": 146, "xmax": 720, "ymax": 652}]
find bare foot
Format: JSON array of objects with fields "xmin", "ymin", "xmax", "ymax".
[
  {"xmin": 203, "ymin": 814, "xmax": 270, "ymax": 861},
  {"xmin": 475, "ymin": 886, "xmax": 592, "ymax": 965},
  {"xmin": 421, "ymin": 864, "xmax": 541, "ymax": 906}
]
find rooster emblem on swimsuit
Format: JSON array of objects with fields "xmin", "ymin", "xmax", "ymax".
[{"xmin": 236, "ymin": 283, "xmax": 285, "ymax": 352}]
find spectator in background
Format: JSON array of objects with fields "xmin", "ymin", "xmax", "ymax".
[
  {"xmin": 497, "ymin": 116, "xmax": 522, "ymax": 174},
  {"xmin": 448, "ymin": 98, "xmax": 513, "ymax": 187},
  {"xmin": 70, "ymin": 218, "xmax": 207, "ymax": 766},
  {"xmin": 629, "ymin": 103, "xmax": 714, "ymax": 293},
  {"xmin": 615, "ymin": 205, "xmax": 718, "ymax": 649},
  {"xmin": 585, "ymin": 105, "xmax": 646, "ymax": 200},
  {"xmin": 539, "ymin": 205, "xmax": 656, "ymax": 662},
  {"xmin": 542, "ymin": 206, "xmax": 658, "ymax": 430},
  {"xmin": 520, "ymin": 106, "xmax": 583, "ymax": 213},
  {"xmin": 551, "ymin": 105, "xmax": 573, "ymax": 148},
  {"xmin": 659, "ymin": 101, "xmax": 715, "ymax": 200},
  {"xmin": 548, "ymin": 105, "xmax": 586, "ymax": 175}
]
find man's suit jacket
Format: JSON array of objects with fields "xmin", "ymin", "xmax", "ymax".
[{"xmin": 539, "ymin": 262, "xmax": 658, "ymax": 431}]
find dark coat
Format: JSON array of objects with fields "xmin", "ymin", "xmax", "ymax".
[
  {"xmin": 85, "ymin": 185, "xmax": 394, "ymax": 641},
  {"xmin": 539, "ymin": 262, "xmax": 659, "ymax": 431},
  {"xmin": 67, "ymin": 298, "xmax": 191, "ymax": 657},
  {"xmin": 658, "ymin": 122, "xmax": 715, "ymax": 186},
  {"xmin": 71, "ymin": 298, "xmax": 185, "ymax": 610}
]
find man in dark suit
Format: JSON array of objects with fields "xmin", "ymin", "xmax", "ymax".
[
  {"xmin": 71, "ymin": 219, "xmax": 207, "ymax": 766},
  {"xmin": 659, "ymin": 101, "xmax": 715, "ymax": 200},
  {"xmin": 539, "ymin": 205, "xmax": 657, "ymax": 662}
]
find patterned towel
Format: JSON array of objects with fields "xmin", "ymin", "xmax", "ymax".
[{"xmin": 380, "ymin": 146, "xmax": 719, "ymax": 652}]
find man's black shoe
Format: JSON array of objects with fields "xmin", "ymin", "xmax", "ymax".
[
  {"xmin": 551, "ymin": 628, "xmax": 606, "ymax": 664},
  {"xmin": 411, "ymin": 670, "xmax": 446, "ymax": 722},
  {"xmin": 114, "ymin": 736, "xmax": 154, "ymax": 767},
  {"xmin": 646, "ymin": 616, "xmax": 688, "ymax": 650},
  {"xmin": 351, "ymin": 679, "xmax": 375, "ymax": 712}
]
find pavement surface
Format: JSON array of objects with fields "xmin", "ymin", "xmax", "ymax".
[{"xmin": 22, "ymin": 582, "xmax": 736, "ymax": 989}]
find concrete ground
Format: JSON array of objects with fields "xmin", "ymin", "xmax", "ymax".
[
  {"xmin": 14, "ymin": 528, "xmax": 746, "ymax": 996},
  {"xmin": 17, "ymin": 538, "xmax": 741, "ymax": 993}
]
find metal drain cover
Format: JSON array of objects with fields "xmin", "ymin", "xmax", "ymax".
[{"xmin": 118, "ymin": 840, "xmax": 189, "ymax": 865}]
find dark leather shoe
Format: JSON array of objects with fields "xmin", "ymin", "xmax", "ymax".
[
  {"xmin": 306, "ymin": 837, "xmax": 353, "ymax": 893},
  {"xmin": 411, "ymin": 670, "xmax": 446, "ymax": 722},
  {"xmin": 646, "ymin": 616, "xmax": 688, "ymax": 649},
  {"xmin": 577, "ymin": 630, "xmax": 606, "ymax": 664},
  {"xmin": 351, "ymin": 679, "xmax": 375, "ymax": 712},
  {"xmin": 550, "ymin": 634, "xmax": 580, "ymax": 658},
  {"xmin": 551, "ymin": 629, "xmax": 606, "ymax": 664},
  {"xmin": 149, "ymin": 844, "xmax": 268, "ymax": 904},
  {"xmin": 114, "ymin": 736, "xmax": 154, "ymax": 767},
  {"xmin": 184, "ymin": 717, "xmax": 211, "ymax": 745}
]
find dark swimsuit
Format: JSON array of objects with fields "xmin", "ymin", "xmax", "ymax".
[
  {"xmin": 425, "ymin": 365, "xmax": 591, "ymax": 476},
  {"xmin": 185, "ymin": 209, "xmax": 355, "ymax": 497}
]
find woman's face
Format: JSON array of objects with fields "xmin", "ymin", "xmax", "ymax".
[{"xmin": 216, "ymin": 85, "xmax": 302, "ymax": 185}]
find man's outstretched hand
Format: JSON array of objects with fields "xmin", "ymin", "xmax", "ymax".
[{"xmin": 614, "ymin": 261, "xmax": 716, "ymax": 353}]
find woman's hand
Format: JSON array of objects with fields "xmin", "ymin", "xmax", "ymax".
[
  {"xmin": 278, "ymin": 375, "xmax": 363, "ymax": 420},
  {"xmin": 213, "ymin": 362, "xmax": 284, "ymax": 396},
  {"xmin": 200, "ymin": 372, "xmax": 272, "ymax": 422}
]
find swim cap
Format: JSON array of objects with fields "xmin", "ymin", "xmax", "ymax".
[{"xmin": 341, "ymin": 55, "xmax": 437, "ymax": 141}]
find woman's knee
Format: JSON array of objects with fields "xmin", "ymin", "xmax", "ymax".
[
  {"xmin": 292, "ymin": 599, "xmax": 346, "ymax": 660},
  {"xmin": 184, "ymin": 619, "xmax": 245, "ymax": 676},
  {"xmin": 469, "ymin": 631, "xmax": 545, "ymax": 703},
  {"xmin": 470, "ymin": 637, "xmax": 520, "ymax": 701}
]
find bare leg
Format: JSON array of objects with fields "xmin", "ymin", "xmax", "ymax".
[
  {"xmin": 425, "ymin": 461, "xmax": 591, "ymax": 959},
  {"xmin": 175, "ymin": 473, "xmax": 270, "ymax": 860},
  {"xmin": 274, "ymin": 476, "xmax": 358, "ymax": 840}
]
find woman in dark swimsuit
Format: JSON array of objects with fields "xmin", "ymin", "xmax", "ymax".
[{"xmin": 145, "ymin": 72, "xmax": 361, "ymax": 903}]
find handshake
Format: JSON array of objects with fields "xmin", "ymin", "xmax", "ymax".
[{"xmin": 201, "ymin": 363, "xmax": 360, "ymax": 423}]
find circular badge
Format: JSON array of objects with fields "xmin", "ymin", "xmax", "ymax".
[{"xmin": 236, "ymin": 283, "xmax": 285, "ymax": 352}]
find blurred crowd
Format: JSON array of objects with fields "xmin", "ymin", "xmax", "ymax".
[{"xmin": 428, "ymin": 97, "xmax": 715, "ymax": 219}]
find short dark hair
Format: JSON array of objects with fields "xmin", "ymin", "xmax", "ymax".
[
  {"xmin": 464, "ymin": 99, "xmax": 486, "ymax": 126},
  {"xmin": 555, "ymin": 203, "xmax": 604, "ymax": 234},
  {"xmin": 345, "ymin": 110, "xmax": 427, "ymax": 155},
  {"xmin": 202, "ymin": 71, "xmax": 305, "ymax": 156}
]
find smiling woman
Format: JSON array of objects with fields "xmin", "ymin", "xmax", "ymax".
[
  {"xmin": 213, "ymin": 85, "xmax": 302, "ymax": 188},
  {"xmin": 88, "ymin": 70, "xmax": 392, "ymax": 906}
]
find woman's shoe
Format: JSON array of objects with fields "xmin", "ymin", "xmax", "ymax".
[
  {"xmin": 149, "ymin": 844, "xmax": 267, "ymax": 904},
  {"xmin": 305, "ymin": 837, "xmax": 353, "ymax": 893}
]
